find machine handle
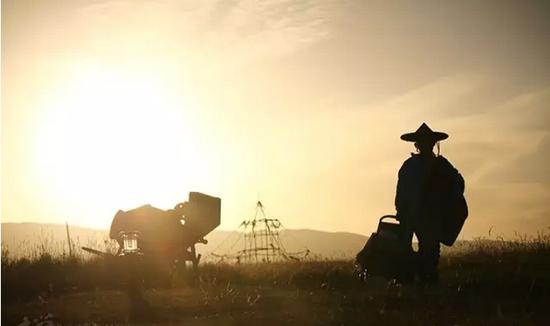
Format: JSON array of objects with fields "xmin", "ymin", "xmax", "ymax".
[{"xmin": 379, "ymin": 215, "xmax": 399, "ymax": 223}]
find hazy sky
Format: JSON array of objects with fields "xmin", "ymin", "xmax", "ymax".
[{"xmin": 2, "ymin": 0, "xmax": 550, "ymax": 237}]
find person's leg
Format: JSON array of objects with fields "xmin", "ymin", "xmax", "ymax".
[
  {"xmin": 416, "ymin": 227, "xmax": 440, "ymax": 282},
  {"xmin": 398, "ymin": 218, "xmax": 415, "ymax": 282},
  {"xmin": 399, "ymin": 218, "xmax": 414, "ymax": 251}
]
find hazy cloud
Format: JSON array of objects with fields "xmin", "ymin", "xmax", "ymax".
[
  {"xmin": 484, "ymin": 134, "xmax": 550, "ymax": 187},
  {"xmin": 3, "ymin": 0, "xmax": 550, "ymax": 236},
  {"xmin": 76, "ymin": 0, "xmax": 348, "ymax": 70}
]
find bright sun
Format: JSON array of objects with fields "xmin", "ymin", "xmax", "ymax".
[{"xmin": 33, "ymin": 64, "xmax": 214, "ymax": 227}]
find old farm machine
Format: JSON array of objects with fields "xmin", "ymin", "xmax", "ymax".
[{"xmin": 83, "ymin": 192, "xmax": 221, "ymax": 269}]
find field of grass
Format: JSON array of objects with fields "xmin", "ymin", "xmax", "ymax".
[{"xmin": 2, "ymin": 234, "xmax": 550, "ymax": 325}]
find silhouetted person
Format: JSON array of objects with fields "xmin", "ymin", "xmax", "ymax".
[{"xmin": 395, "ymin": 123, "xmax": 464, "ymax": 283}]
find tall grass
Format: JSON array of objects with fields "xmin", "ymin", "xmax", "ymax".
[{"xmin": 2, "ymin": 231, "xmax": 550, "ymax": 305}]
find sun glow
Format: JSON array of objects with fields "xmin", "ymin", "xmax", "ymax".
[{"xmin": 33, "ymin": 64, "xmax": 214, "ymax": 227}]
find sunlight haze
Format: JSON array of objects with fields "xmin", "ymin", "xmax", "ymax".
[{"xmin": 2, "ymin": 0, "xmax": 549, "ymax": 237}]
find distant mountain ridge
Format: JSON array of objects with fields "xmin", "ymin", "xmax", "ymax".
[{"xmin": 1, "ymin": 223, "xmax": 368, "ymax": 260}]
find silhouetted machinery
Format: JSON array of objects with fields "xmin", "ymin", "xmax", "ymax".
[{"xmin": 83, "ymin": 192, "xmax": 221, "ymax": 268}]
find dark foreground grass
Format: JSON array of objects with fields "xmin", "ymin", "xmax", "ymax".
[{"xmin": 2, "ymin": 237, "xmax": 550, "ymax": 325}]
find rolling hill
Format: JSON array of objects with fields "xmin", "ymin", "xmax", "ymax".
[{"xmin": 1, "ymin": 223, "xmax": 368, "ymax": 260}]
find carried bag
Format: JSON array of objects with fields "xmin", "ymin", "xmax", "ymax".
[
  {"xmin": 439, "ymin": 193, "xmax": 468, "ymax": 246},
  {"xmin": 355, "ymin": 215, "xmax": 412, "ymax": 280},
  {"xmin": 437, "ymin": 167, "xmax": 468, "ymax": 246}
]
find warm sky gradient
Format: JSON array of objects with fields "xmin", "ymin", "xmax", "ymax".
[{"xmin": 2, "ymin": 0, "xmax": 550, "ymax": 237}]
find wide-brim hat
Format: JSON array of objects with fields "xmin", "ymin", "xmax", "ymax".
[{"xmin": 400, "ymin": 122, "xmax": 448, "ymax": 142}]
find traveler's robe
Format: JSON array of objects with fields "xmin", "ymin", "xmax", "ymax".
[{"xmin": 395, "ymin": 154, "xmax": 465, "ymax": 240}]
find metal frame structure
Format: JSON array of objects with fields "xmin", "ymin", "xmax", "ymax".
[
  {"xmin": 239, "ymin": 202, "xmax": 286, "ymax": 263},
  {"xmin": 211, "ymin": 201, "xmax": 309, "ymax": 263}
]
